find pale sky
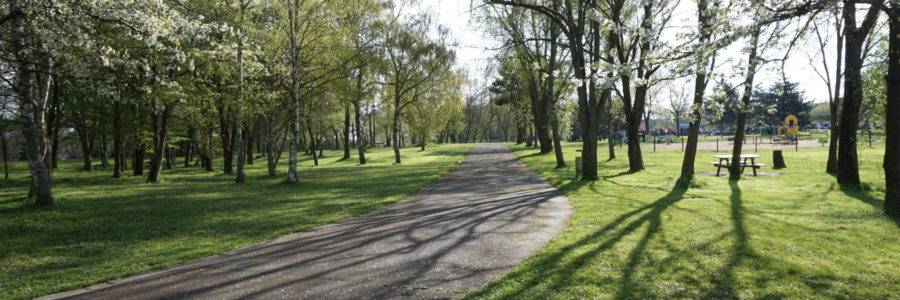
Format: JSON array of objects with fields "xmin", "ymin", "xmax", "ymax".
[
  {"xmin": 419, "ymin": 0, "xmax": 867, "ymax": 105},
  {"xmin": 418, "ymin": 0, "xmax": 500, "ymax": 90}
]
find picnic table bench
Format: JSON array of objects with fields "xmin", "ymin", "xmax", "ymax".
[{"xmin": 709, "ymin": 154, "xmax": 766, "ymax": 176}]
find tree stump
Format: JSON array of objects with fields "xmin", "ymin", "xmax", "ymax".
[{"xmin": 773, "ymin": 150, "xmax": 786, "ymax": 169}]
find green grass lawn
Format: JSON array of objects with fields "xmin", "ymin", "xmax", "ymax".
[
  {"xmin": 468, "ymin": 142, "xmax": 900, "ymax": 299},
  {"xmin": 0, "ymin": 144, "xmax": 472, "ymax": 300}
]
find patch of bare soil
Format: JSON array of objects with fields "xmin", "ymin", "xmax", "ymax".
[{"xmin": 696, "ymin": 171, "xmax": 784, "ymax": 177}]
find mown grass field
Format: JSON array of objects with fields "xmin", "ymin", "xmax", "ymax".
[
  {"xmin": 469, "ymin": 142, "xmax": 900, "ymax": 299},
  {"xmin": 0, "ymin": 144, "xmax": 472, "ymax": 300}
]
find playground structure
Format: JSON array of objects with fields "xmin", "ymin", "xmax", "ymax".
[{"xmin": 773, "ymin": 114, "xmax": 800, "ymax": 144}]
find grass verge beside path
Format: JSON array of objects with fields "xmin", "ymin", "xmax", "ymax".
[
  {"xmin": 0, "ymin": 144, "xmax": 472, "ymax": 300},
  {"xmin": 469, "ymin": 142, "xmax": 900, "ymax": 299}
]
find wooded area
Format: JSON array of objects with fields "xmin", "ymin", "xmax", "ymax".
[
  {"xmin": 481, "ymin": 0, "xmax": 898, "ymax": 217},
  {"xmin": 0, "ymin": 0, "xmax": 897, "ymax": 218}
]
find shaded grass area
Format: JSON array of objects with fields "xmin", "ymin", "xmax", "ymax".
[
  {"xmin": 469, "ymin": 142, "xmax": 900, "ymax": 299},
  {"xmin": 0, "ymin": 144, "xmax": 472, "ymax": 300}
]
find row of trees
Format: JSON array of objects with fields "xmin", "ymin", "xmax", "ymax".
[
  {"xmin": 706, "ymin": 81, "xmax": 813, "ymax": 131},
  {"xmin": 2, "ymin": 0, "xmax": 898, "ymax": 217},
  {"xmin": 481, "ymin": 0, "xmax": 898, "ymax": 217},
  {"xmin": 0, "ymin": 0, "xmax": 466, "ymax": 206}
]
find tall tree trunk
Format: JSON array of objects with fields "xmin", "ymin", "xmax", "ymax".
[
  {"xmin": 545, "ymin": 16, "xmax": 565, "ymax": 167},
  {"xmin": 552, "ymin": 111, "xmax": 565, "ymax": 168},
  {"xmin": 392, "ymin": 108, "xmax": 402, "ymax": 164},
  {"xmin": 218, "ymin": 101, "xmax": 234, "ymax": 174},
  {"xmin": 336, "ymin": 129, "xmax": 343, "ymax": 149},
  {"xmin": 609, "ymin": 0, "xmax": 652, "ymax": 172},
  {"xmin": 288, "ymin": 103, "xmax": 300, "ymax": 183},
  {"xmin": 184, "ymin": 127, "xmax": 195, "ymax": 167},
  {"xmin": 527, "ymin": 85, "xmax": 553, "ymax": 152},
  {"xmin": 121, "ymin": 140, "xmax": 127, "ymax": 172},
  {"xmin": 286, "ymin": 0, "xmax": 301, "ymax": 183},
  {"xmin": 197, "ymin": 129, "xmax": 214, "ymax": 173},
  {"xmin": 625, "ymin": 107, "xmax": 644, "ymax": 171},
  {"xmin": 308, "ymin": 121, "xmax": 319, "ymax": 167},
  {"xmin": 343, "ymin": 105, "xmax": 351, "ymax": 159},
  {"xmin": 729, "ymin": 25, "xmax": 760, "ymax": 179},
  {"xmin": 77, "ymin": 126, "xmax": 93, "ymax": 171},
  {"xmin": 616, "ymin": 74, "xmax": 644, "ymax": 171},
  {"xmin": 164, "ymin": 147, "xmax": 174, "ymax": 170},
  {"xmin": 255, "ymin": 126, "xmax": 263, "ymax": 154},
  {"xmin": 147, "ymin": 104, "xmax": 174, "ymax": 183},
  {"xmin": 837, "ymin": 2, "xmax": 879, "ymax": 185},
  {"xmin": 370, "ymin": 110, "xmax": 376, "ymax": 147},
  {"xmin": 235, "ymin": 119, "xmax": 245, "ymax": 183},
  {"xmin": 531, "ymin": 125, "xmax": 537, "ymax": 148},
  {"xmin": 533, "ymin": 111, "xmax": 553, "ymax": 153},
  {"xmin": 235, "ymin": 5, "xmax": 247, "ymax": 183},
  {"xmin": 11, "ymin": 10, "xmax": 53, "ymax": 205},
  {"xmin": 516, "ymin": 121, "xmax": 525, "ymax": 145},
  {"xmin": 246, "ymin": 133, "xmax": 254, "ymax": 165},
  {"xmin": 354, "ymin": 102, "xmax": 367, "ymax": 165},
  {"xmin": 266, "ymin": 117, "xmax": 278, "ymax": 176},
  {"xmin": 100, "ymin": 131, "xmax": 109, "ymax": 169},
  {"xmin": 47, "ymin": 79, "xmax": 60, "ymax": 169},
  {"xmin": 827, "ymin": 25, "xmax": 844, "ymax": 173},
  {"xmin": 420, "ymin": 132, "xmax": 426, "ymax": 151},
  {"xmin": 578, "ymin": 10, "xmax": 607, "ymax": 180},
  {"xmin": 399, "ymin": 122, "xmax": 405, "ymax": 147},
  {"xmin": 607, "ymin": 107, "xmax": 616, "ymax": 160},
  {"xmin": 679, "ymin": 0, "xmax": 712, "ymax": 182},
  {"xmin": 147, "ymin": 104, "xmax": 172, "ymax": 183},
  {"xmin": 884, "ymin": 8, "xmax": 900, "ymax": 217},
  {"xmin": 133, "ymin": 148, "xmax": 145, "ymax": 176},
  {"xmin": 1, "ymin": 130, "xmax": 9, "ymax": 180}
]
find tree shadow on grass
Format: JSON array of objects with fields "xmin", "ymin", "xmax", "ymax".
[
  {"xmin": 838, "ymin": 183, "xmax": 883, "ymax": 210},
  {"xmin": 41, "ymin": 149, "xmax": 564, "ymax": 299},
  {"xmin": 838, "ymin": 184, "xmax": 900, "ymax": 227},
  {"xmin": 419, "ymin": 148, "xmax": 471, "ymax": 158},
  {"xmin": 700, "ymin": 179, "xmax": 754, "ymax": 298},
  {"xmin": 517, "ymin": 151, "xmax": 551, "ymax": 159},
  {"xmin": 0, "ymin": 196, "xmax": 28, "ymax": 205},
  {"xmin": 601, "ymin": 169, "xmax": 640, "ymax": 180},
  {"xmin": 467, "ymin": 185, "xmax": 687, "ymax": 299},
  {"xmin": 701, "ymin": 180, "xmax": 866, "ymax": 297},
  {"xmin": 558, "ymin": 178, "xmax": 591, "ymax": 193},
  {"xmin": 612, "ymin": 186, "xmax": 688, "ymax": 298},
  {"xmin": 0, "ymin": 159, "xmax": 461, "ymax": 298}
]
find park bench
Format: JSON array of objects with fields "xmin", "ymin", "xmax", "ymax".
[{"xmin": 709, "ymin": 154, "xmax": 766, "ymax": 176}]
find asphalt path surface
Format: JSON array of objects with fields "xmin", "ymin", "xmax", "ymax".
[{"xmin": 41, "ymin": 144, "xmax": 572, "ymax": 299}]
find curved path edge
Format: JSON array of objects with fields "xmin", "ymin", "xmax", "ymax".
[{"xmin": 40, "ymin": 144, "xmax": 572, "ymax": 299}]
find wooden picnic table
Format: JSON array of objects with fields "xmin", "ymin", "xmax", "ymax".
[{"xmin": 709, "ymin": 154, "xmax": 766, "ymax": 176}]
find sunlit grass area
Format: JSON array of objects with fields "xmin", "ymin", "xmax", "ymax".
[
  {"xmin": 0, "ymin": 144, "xmax": 472, "ymax": 300},
  {"xmin": 469, "ymin": 142, "xmax": 900, "ymax": 299}
]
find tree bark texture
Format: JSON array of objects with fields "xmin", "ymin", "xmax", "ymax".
[
  {"xmin": 679, "ymin": 0, "xmax": 712, "ymax": 182},
  {"xmin": 147, "ymin": 104, "xmax": 172, "ymax": 183},
  {"xmin": 837, "ymin": 1, "xmax": 879, "ymax": 184},
  {"xmin": 729, "ymin": 26, "xmax": 760, "ymax": 179},
  {"xmin": 11, "ymin": 9, "xmax": 54, "ymax": 205},
  {"xmin": 343, "ymin": 105, "xmax": 351, "ymax": 159},
  {"xmin": 827, "ymin": 24, "xmax": 844, "ymax": 174},
  {"xmin": 354, "ymin": 102, "xmax": 367, "ymax": 165},
  {"xmin": 884, "ymin": 7, "xmax": 900, "ymax": 217}
]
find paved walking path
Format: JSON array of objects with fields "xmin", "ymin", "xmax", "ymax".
[{"xmin": 42, "ymin": 145, "xmax": 572, "ymax": 299}]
